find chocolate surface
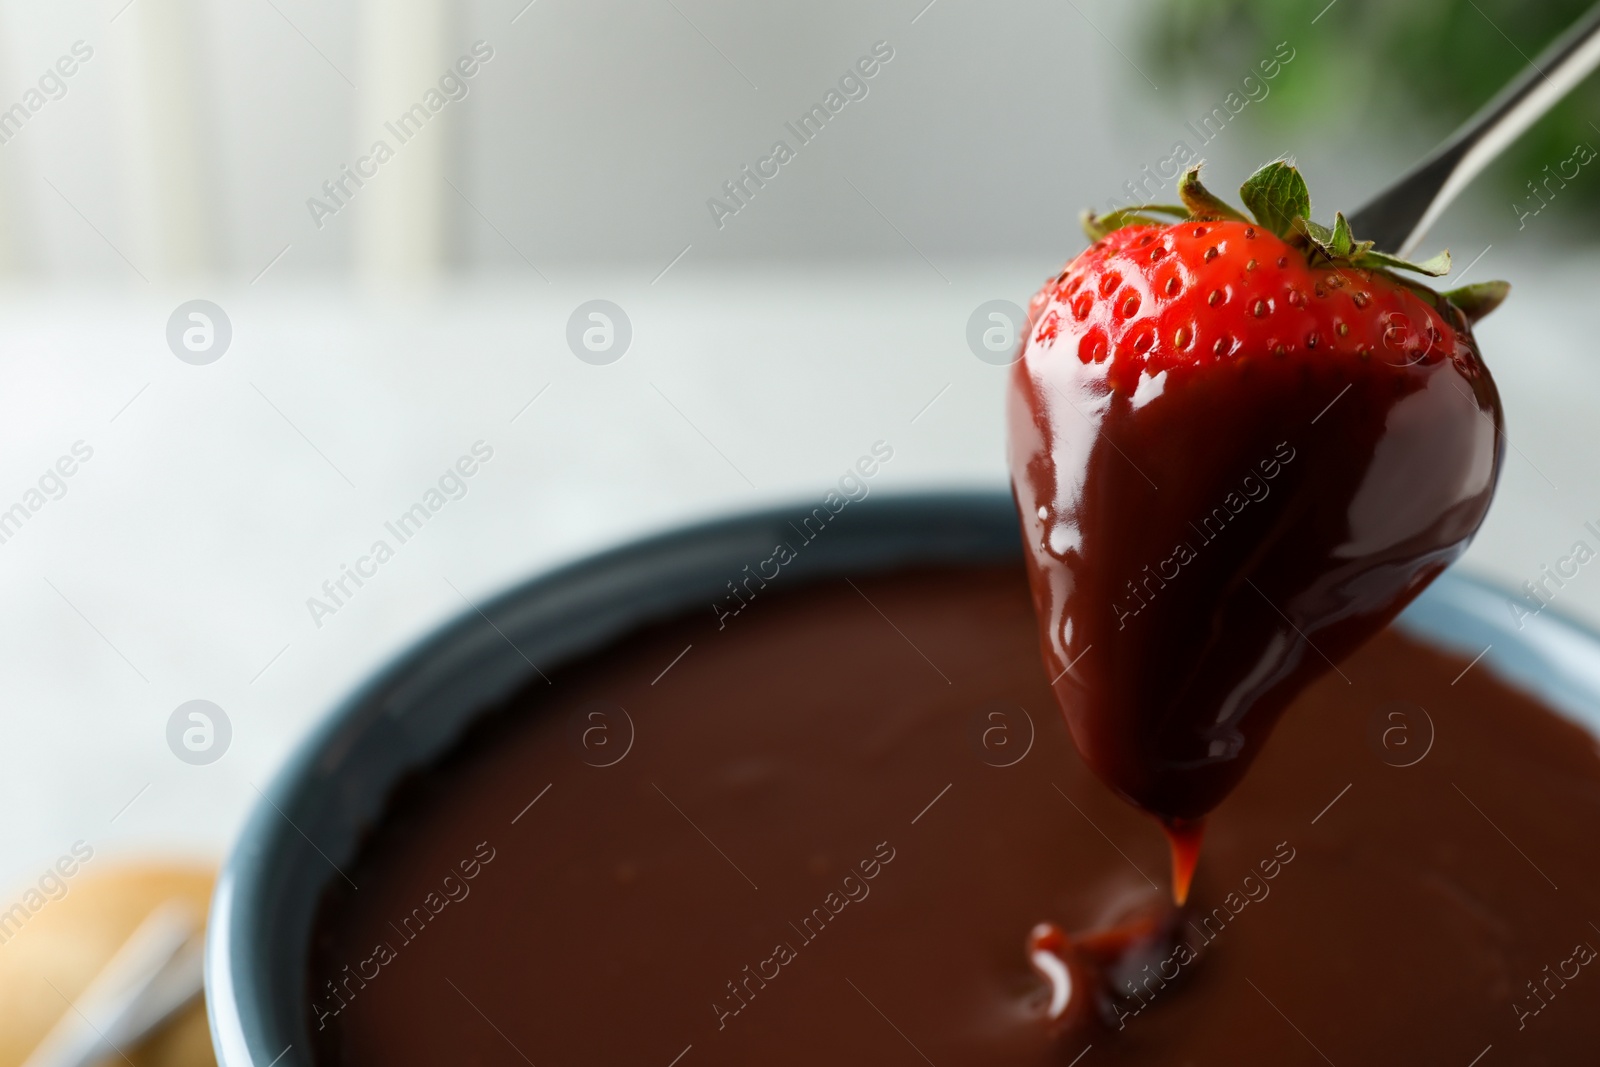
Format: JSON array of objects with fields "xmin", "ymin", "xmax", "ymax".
[{"xmin": 309, "ymin": 565, "xmax": 1600, "ymax": 1064}]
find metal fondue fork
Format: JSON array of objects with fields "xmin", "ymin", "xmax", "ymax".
[{"xmin": 1348, "ymin": 2, "xmax": 1600, "ymax": 254}]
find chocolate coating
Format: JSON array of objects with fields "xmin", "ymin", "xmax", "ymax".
[
  {"xmin": 309, "ymin": 566, "xmax": 1600, "ymax": 1064},
  {"xmin": 1007, "ymin": 314, "xmax": 1502, "ymax": 822}
]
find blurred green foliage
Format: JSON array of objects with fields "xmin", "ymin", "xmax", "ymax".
[{"xmin": 1141, "ymin": 0, "xmax": 1600, "ymax": 229}]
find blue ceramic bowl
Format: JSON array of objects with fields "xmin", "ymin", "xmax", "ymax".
[{"xmin": 204, "ymin": 492, "xmax": 1600, "ymax": 1065}]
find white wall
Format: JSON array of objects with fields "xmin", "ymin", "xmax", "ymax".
[{"xmin": 0, "ymin": 0, "xmax": 1421, "ymax": 282}]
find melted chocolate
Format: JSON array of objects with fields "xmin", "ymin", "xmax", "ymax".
[{"xmin": 309, "ymin": 566, "xmax": 1600, "ymax": 1064}]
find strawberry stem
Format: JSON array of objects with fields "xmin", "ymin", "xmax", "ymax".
[{"xmin": 1081, "ymin": 161, "xmax": 1510, "ymax": 325}]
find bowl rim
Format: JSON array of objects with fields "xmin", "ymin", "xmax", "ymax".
[{"xmin": 204, "ymin": 490, "xmax": 1600, "ymax": 1066}]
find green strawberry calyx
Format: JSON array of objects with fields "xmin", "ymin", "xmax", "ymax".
[{"xmin": 1081, "ymin": 160, "xmax": 1510, "ymax": 325}]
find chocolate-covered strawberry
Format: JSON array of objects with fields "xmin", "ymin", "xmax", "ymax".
[{"xmin": 1008, "ymin": 161, "xmax": 1505, "ymax": 901}]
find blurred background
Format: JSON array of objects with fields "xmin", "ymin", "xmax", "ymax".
[
  {"xmin": 2, "ymin": 0, "xmax": 1596, "ymax": 277},
  {"xmin": 2, "ymin": 0, "xmax": 1599, "ymax": 1060}
]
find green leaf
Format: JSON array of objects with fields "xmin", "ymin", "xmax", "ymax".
[
  {"xmin": 1238, "ymin": 161, "xmax": 1311, "ymax": 239},
  {"xmin": 1290, "ymin": 216, "xmax": 1346, "ymax": 265},
  {"xmin": 1069, "ymin": 159, "xmax": 1495, "ymax": 319},
  {"xmin": 1178, "ymin": 165, "xmax": 1250, "ymax": 223},
  {"xmin": 1081, "ymin": 205, "xmax": 1189, "ymax": 241},
  {"xmin": 1330, "ymin": 212, "xmax": 1354, "ymax": 258},
  {"xmin": 1354, "ymin": 248, "xmax": 1453, "ymax": 278},
  {"xmin": 1443, "ymin": 280, "xmax": 1511, "ymax": 324},
  {"xmin": 1292, "ymin": 216, "xmax": 1334, "ymax": 247}
]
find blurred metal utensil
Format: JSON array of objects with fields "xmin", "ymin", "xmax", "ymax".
[
  {"xmin": 22, "ymin": 900, "xmax": 206, "ymax": 1067},
  {"xmin": 1348, "ymin": 2, "xmax": 1600, "ymax": 254}
]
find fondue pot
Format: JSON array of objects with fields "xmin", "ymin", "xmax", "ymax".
[{"xmin": 204, "ymin": 492, "xmax": 1600, "ymax": 1065}]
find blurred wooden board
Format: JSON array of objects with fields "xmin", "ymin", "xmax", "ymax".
[{"xmin": 0, "ymin": 865, "xmax": 216, "ymax": 1067}]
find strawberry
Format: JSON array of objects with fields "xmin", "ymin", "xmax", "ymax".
[{"xmin": 1008, "ymin": 161, "xmax": 1506, "ymax": 902}]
